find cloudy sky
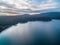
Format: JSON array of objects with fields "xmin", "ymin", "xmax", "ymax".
[{"xmin": 0, "ymin": 0, "xmax": 60, "ymax": 16}]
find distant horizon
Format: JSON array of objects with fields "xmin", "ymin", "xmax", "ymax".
[{"xmin": 0, "ymin": 11, "xmax": 60, "ymax": 16}]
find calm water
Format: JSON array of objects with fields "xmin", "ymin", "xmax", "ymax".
[{"xmin": 0, "ymin": 20, "xmax": 60, "ymax": 45}]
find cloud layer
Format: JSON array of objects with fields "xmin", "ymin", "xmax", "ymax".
[{"xmin": 0, "ymin": 0, "xmax": 59, "ymax": 16}]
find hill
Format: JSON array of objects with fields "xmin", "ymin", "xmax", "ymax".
[{"xmin": 0, "ymin": 12, "xmax": 60, "ymax": 32}]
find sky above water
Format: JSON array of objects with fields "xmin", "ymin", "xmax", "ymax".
[{"xmin": 0, "ymin": 0, "xmax": 60, "ymax": 16}]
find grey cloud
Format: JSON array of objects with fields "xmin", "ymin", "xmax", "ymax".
[
  {"xmin": 0, "ymin": 0, "xmax": 58, "ymax": 15},
  {"xmin": 0, "ymin": 2, "xmax": 16, "ymax": 8}
]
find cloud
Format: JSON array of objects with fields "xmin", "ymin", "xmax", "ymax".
[
  {"xmin": 0, "ymin": 0, "xmax": 59, "ymax": 15},
  {"xmin": 32, "ymin": 0, "xmax": 57, "ymax": 10}
]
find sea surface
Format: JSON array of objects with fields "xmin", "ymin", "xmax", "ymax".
[{"xmin": 0, "ymin": 19, "xmax": 60, "ymax": 45}]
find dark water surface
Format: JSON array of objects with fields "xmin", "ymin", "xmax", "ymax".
[{"xmin": 0, "ymin": 19, "xmax": 60, "ymax": 45}]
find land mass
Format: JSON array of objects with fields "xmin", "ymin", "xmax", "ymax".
[{"xmin": 0, "ymin": 12, "xmax": 60, "ymax": 32}]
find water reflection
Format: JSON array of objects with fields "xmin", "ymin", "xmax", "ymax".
[{"xmin": 0, "ymin": 20, "xmax": 60, "ymax": 45}]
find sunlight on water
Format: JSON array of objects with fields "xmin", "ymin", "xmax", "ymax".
[{"xmin": 0, "ymin": 20, "xmax": 60, "ymax": 45}]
